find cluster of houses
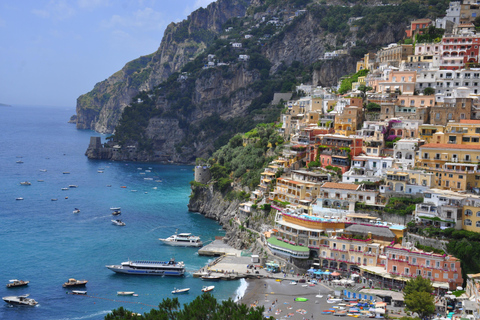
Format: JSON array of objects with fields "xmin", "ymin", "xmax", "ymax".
[{"xmin": 227, "ymin": 2, "xmax": 480, "ymax": 317}]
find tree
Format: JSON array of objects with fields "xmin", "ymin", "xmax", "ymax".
[
  {"xmin": 404, "ymin": 291, "xmax": 435, "ymax": 319},
  {"xmin": 357, "ymin": 84, "xmax": 373, "ymax": 103},
  {"xmin": 105, "ymin": 293, "xmax": 274, "ymax": 319},
  {"xmin": 423, "ymin": 87, "xmax": 435, "ymax": 95},
  {"xmin": 403, "ymin": 276, "xmax": 435, "ymax": 319}
]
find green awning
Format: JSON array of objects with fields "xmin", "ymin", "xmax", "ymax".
[{"xmin": 267, "ymin": 237, "xmax": 309, "ymax": 252}]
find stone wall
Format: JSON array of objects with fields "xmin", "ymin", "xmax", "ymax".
[{"xmin": 402, "ymin": 232, "xmax": 448, "ymax": 252}]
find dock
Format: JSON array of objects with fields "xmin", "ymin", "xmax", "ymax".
[{"xmin": 198, "ymin": 239, "xmax": 242, "ymax": 256}]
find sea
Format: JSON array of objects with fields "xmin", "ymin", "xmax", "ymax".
[{"xmin": 0, "ymin": 105, "xmax": 247, "ymax": 320}]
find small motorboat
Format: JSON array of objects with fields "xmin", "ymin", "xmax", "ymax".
[
  {"xmin": 16, "ymin": 160, "xmax": 24, "ymax": 164},
  {"xmin": 6, "ymin": 280, "xmax": 29, "ymax": 288},
  {"xmin": 51, "ymin": 198, "xmax": 58, "ymax": 201},
  {"xmin": 71, "ymin": 290, "xmax": 87, "ymax": 295},
  {"xmin": 112, "ymin": 219, "xmax": 126, "ymax": 226},
  {"xmin": 40, "ymin": 169, "xmax": 47, "ymax": 172},
  {"xmin": 73, "ymin": 208, "xmax": 80, "ymax": 214},
  {"xmin": 20, "ymin": 181, "xmax": 31, "ymax": 186},
  {"xmin": 117, "ymin": 291, "xmax": 135, "ymax": 296},
  {"xmin": 97, "ymin": 170, "xmax": 104, "ymax": 173},
  {"xmin": 2, "ymin": 294, "xmax": 37, "ymax": 306},
  {"xmin": 61, "ymin": 187, "xmax": 69, "ymax": 191},
  {"xmin": 37, "ymin": 180, "xmax": 44, "ymax": 182},
  {"xmin": 201, "ymin": 286, "xmax": 214, "ymax": 292},
  {"xmin": 69, "ymin": 185, "xmax": 78, "ymax": 188},
  {"xmin": 172, "ymin": 288, "xmax": 190, "ymax": 294},
  {"xmin": 112, "ymin": 210, "xmax": 121, "ymax": 216},
  {"xmin": 106, "ymin": 185, "xmax": 112, "ymax": 187},
  {"xmin": 62, "ymin": 278, "xmax": 88, "ymax": 288},
  {"xmin": 63, "ymin": 172, "xmax": 70, "ymax": 174},
  {"xmin": 110, "ymin": 207, "xmax": 121, "ymax": 211},
  {"xmin": 15, "ymin": 197, "xmax": 24, "ymax": 201}
]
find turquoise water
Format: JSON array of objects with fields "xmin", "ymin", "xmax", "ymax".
[{"xmin": 0, "ymin": 106, "xmax": 241, "ymax": 319}]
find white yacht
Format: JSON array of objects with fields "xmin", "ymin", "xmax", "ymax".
[
  {"xmin": 159, "ymin": 231, "xmax": 203, "ymax": 247},
  {"xmin": 3, "ymin": 294, "xmax": 38, "ymax": 306}
]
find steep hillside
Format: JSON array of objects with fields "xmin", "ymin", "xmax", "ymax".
[
  {"xmin": 80, "ymin": 0, "xmax": 449, "ymax": 163},
  {"xmin": 76, "ymin": 0, "xmax": 251, "ymax": 133}
]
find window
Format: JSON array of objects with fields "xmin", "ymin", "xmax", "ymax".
[
  {"xmin": 426, "ymin": 260, "xmax": 430, "ymax": 267},
  {"xmin": 412, "ymin": 257, "xmax": 417, "ymax": 264},
  {"xmin": 465, "ymin": 219, "xmax": 472, "ymax": 226},
  {"xmin": 405, "ymin": 268, "xmax": 410, "ymax": 275},
  {"xmin": 444, "ymin": 273, "xmax": 448, "ymax": 279},
  {"xmin": 476, "ymin": 221, "xmax": 480, "ymax": 227},
  {"xmin": 392, "ymin": 266, "xmax": 397, "ymax": 272},
  {"xmin": 436, "ymin": 261, "xmax": 440, "ymax": 268}
]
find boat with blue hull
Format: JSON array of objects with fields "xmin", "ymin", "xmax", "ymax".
[{"xmin": 106, "ymin": 258, "xmax": 185, "ymax": 276}]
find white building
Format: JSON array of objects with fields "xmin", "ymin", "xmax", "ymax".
[{"xmin": 343, "ymin": 155, "xmax": 393, "ymax": 184}]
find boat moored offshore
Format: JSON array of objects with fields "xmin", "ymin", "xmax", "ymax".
[
  {"xmin": 159, "ymin": 230, "xmax": 203, "ymax": 247},
  {"xmin": 106, "ymin": 258, "xmax": 185, "ymax": 276},
  {"xmin": 2, "ymin": 294, "xmax": 38, "ymax": 306}
]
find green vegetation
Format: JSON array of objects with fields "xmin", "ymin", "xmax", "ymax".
[
  {"xmin": 366, "ymin": 102, "xmax": 381, "ymax": 112},
  {"xmin": 105, "ymin": 293, "xmax": 272, "ymax": 319},
  {"xmin": 356, "ymin": 197, "xmax": 422, "ymax": 216},
  {"xmin": 403, "ymin": 276, "xmax": 435, "ymax": 320},
  {"xmin": 384, "ymin": 197, "xmax": 423, "ymax": 216},
  {"xmin": 338, "ymin": 69, "xmax": 369, "ymax": 94},
  {"xmin": 415, "ymin": 26, "xmax": 444, "ymax": 43},
  {"xmin": 206, "ymin": 123, "xmax": 284, "ymax": 190},
  {"xmin": 414, "ymin": 243, "xmax": 444, "ymax": 255}
]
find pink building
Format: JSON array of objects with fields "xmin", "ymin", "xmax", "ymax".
[{"xmin": 385, "ymin": 244, "xmax": 462, "ymax": 290}]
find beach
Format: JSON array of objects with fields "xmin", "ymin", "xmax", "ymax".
[{"xmin": 239, "ymin": 278, "xmax": 341, "ymax": 320}]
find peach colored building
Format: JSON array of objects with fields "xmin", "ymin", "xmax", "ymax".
[
  {"xmin": 385, "ymin": 243, "xmax": 462, "ymax": 290},
  {"xmin": 377, "ymin": 71, "xmax": 417, "ymax": 95}
]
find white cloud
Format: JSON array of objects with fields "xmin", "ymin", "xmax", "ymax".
[
  {"xmin": 31, "ymin": 0, "xmax": 75, "ymax": 20},
  {"xmin": 101, "ymin": 7, "xmax": 165, "ymax": 31}
]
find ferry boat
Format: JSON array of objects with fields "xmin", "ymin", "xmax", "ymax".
[
  {"xmin": 159, "ymin": 231, "xmax": 203, "ymax": 247},
  {"xmin": 106, "ymin": 258, "xmax": 185, "ymax": 276}
]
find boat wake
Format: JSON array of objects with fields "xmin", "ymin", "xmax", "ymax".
[{"xmin": 55, "ymin": 310, "xmax": 110, "ymax": 320}]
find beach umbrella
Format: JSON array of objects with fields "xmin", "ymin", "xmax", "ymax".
[
  {"xmin": 323, "ymin": 271, "xmax": 331, "ymax": 275},
  {"xmin": 331, "ymin": 272, "xmax": 341, "ymax": 276},
  {"xmin": 307, "ymin": 268, "xmax": 316, "ymax": 272}
]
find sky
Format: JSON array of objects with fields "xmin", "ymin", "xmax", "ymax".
[{"xmin": 0, "ymin": 0, "xmax": 215, "ymax": 107}]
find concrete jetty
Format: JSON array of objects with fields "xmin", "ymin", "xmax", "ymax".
[{"xmin": 198, "ymin": 239, "xmax": 242, "ymax": 256}]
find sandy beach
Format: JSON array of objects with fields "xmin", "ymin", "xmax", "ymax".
[{"xmin": 239, "ymin": 278, "xmax": 342, "ymax": 320}]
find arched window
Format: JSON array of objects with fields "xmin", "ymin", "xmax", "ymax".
[
  {"xmin": 465, "ymin": 209, "xmax": 473, "ymax": 216},
  {"xmin": 476, "ymin": 211, "xmax": 480, "ymax": 217},
  {"xmin": 465, "ymin": 219, "xmax": 472, "ymax": 226},
  {"xmin": 476, "ymin": 221, "xmax": 480, "ymax": 227}
]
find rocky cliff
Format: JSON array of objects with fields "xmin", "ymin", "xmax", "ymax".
[
  {"xmin": 79, "ymin": 0, "xmax": 436, "ymax": 163},
  {"xmin": 76, "ymin": 0, "xmax": 251, "ymax": 133}
]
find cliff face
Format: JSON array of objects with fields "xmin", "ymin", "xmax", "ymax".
[
  {"xmin": 79, "ymin": 0, "xmax": 416, "ymax": 163},
  {"xmin": 76, "ymin": 0, "xmax": 251, "ymax": 133}
]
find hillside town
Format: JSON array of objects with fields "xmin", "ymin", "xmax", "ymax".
[{"xmin": 199, "ymin": 2, "xmax": 480, "ymax": 319}]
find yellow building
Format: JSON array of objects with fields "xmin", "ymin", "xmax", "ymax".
[
  {"xmin": 417, "ymin": 143, "xmax": 480, "ymax": 191},
  {"xmin": 334, "ymin": 106, "xmax": 363, "ymax": 136},
  {"xmin": 419, "ymin": 124, "xmax": 445, "ymax": 143},
  {"xmin": 462, "ymin": 196, "xmax": 480, "ymax": 232}
]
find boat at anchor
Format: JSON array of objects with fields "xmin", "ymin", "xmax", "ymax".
[{"xmin": 106, "ymin": 258, "xmax": 185, "ymax": 276}]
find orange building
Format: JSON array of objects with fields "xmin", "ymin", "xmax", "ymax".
[{"xmin": 385, "ymin": 244, "xmax": 462, "ymax": 290}]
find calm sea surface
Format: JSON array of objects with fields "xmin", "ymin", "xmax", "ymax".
[{"xmin": 0, "ymin": 105, "xmax": 242, "ymax": 320}]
